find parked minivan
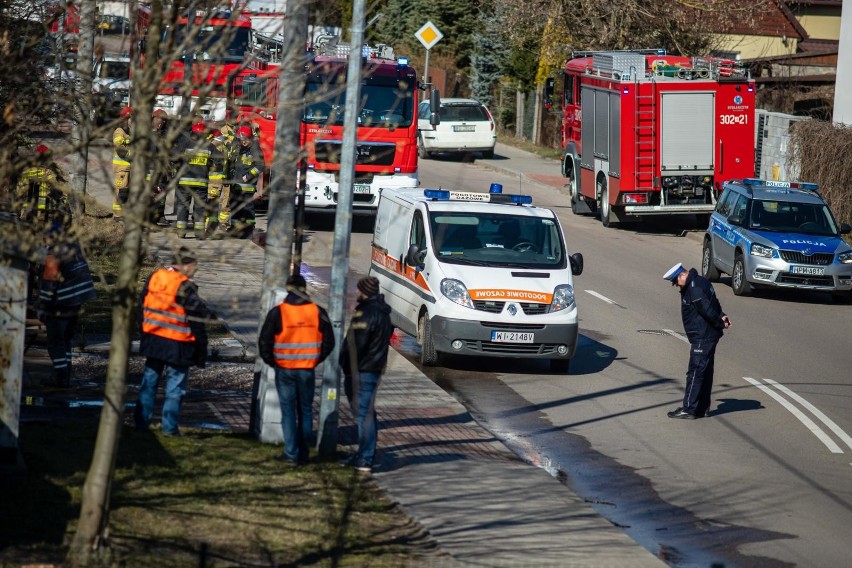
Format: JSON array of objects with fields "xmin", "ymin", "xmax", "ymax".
[
  {"xmin": 369, "ymin": 185, "xmax": 584, "ymax": 372},
  {"xmin": 417, "ymin": 98, "xmax": 497, "ymax": 159}
]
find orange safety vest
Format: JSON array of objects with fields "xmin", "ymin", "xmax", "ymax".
[
  {"xmin": 142, "ymin": 268, "xmax": 196, "ymax": 343},
  {"xmin": 272, "ymin": 303, "xmax": 323, "ymax": 369}
]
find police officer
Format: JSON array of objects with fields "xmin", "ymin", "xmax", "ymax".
[
  {"xmin": 135, "ymin": 247, "xmax": 210, "ymax": 436},
  {"xmin": 258, "ymin": 274, "xmax": 334, "ymax": 466},
  {"xmin": 113, "ymin": 106, "xmax": 133, "ymax": 221},
  {"xmin": 230, "ymin": 125, "xmax": 265, "ymax": 239},
  {"xmin": 663, "ymin": 263, "xmax": 732, "ymax": 419},
  {"xmin": 174, "ymin": 122, "xmax": 212, "ymax": 239},
  {"xmin": 38, "ymin": 222, "xmax": 96, "ymax": 387}
]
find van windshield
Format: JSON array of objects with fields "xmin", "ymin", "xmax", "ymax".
[{"xmin": 428, "ymin": 212, "xmax": 565, "ymax": 268}]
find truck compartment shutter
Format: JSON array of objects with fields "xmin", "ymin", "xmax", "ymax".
[
  {"xmin": 609, "ymin": 92, "xmax": 621, "ymax": 177},
  {"xmin": 594, "ymin": 90, "xmax": 609, "ymax": 159},
  {"xmin": 661, "ymin": 91, "xmax": 714, "ymax": 171},
  {"xmin": 580, "ymin": 86, "xmax": 595, "ymax": 170}
]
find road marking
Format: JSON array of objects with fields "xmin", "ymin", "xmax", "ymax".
[
  {"xmin": 763, "ymin": 378, "xmax": 852, "ymax": 452},
  {"xmin": 743, "ymin": 377, "xmax": 843, "ymax": 454},
  {"xmin": 663, "ymin": 329, "xmax": 690, "ymax": 344},
  {"xmin": 584, "ymin": 290, "xmax": 627, "ymax": 308}
]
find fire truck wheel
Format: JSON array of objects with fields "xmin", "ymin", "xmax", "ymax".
[
  {"xmin": 599, "ymin": 179, "xmax": 616, "ymax": 228},
  {"xmin": 701, "ymin": 240, "xmax": 721, "ymax": 282},
  {"xmin": 731, "ymin": 254, "xmax": 752, "ymax": 296},
  {"xmin": 417, "ymin": 135, "xmax": 431, "ymax": 159},
  {"xmin": 565, "ymin": 158, "xmax": 581, "ymax": 215},
  {"xmin": 419, "ymin": 314, "xmax": 441, "ymax": 366}
]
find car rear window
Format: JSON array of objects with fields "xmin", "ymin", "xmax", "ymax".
[{"xmin": 441, "ymin": 104, "xmax": 489, "ymax": 122}]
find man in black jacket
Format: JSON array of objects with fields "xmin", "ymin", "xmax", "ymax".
[
  {"xmin": 258, "ymin": 274, "xmax": 334, "ymax": 466},
  {"xmin": 134, "ymin": 247, "xmax": 211, "ymax": 436},
  {"xmin": 663, "ymin": 263, "xmax": 732, "ymax": 419},
  {"xmin": 340, "ymin": 276, "xmax": 394, "ymax": 473}
]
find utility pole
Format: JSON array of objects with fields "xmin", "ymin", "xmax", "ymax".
[
  {"xmin": 250, "ymin": 0, "xmax": 309, "ymax": 440},
  {"xmin": 316, "ymin": 0, "xmax": 367, "ymax": 457}
]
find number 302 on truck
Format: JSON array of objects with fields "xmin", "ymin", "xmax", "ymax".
[{"xmin": 369, "ymin": 185, "xmax": 584, "ymax": 373}]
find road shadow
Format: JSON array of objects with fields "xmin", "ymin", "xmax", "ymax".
[{"xmin": 711, "ymin": 398, "xmax": 764, "ymax": 416}]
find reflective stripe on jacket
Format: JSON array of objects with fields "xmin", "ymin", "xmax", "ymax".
[
  {"xmin": 39, "ymin": 245, "xmax": 96, "ymax": 310},
  {"xmin": 142, "ymin": 268, "xmax": 196, "ymax": 343},
  {"xmin": 272, "ymin": 303, "xmax": 322, "ymax": 369}
]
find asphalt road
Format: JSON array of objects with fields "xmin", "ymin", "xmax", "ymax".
[{"xmin": 310, "ymin": 152, "xmax": 852, "ymax": 567}]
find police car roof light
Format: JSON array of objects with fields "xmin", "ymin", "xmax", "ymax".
[
  {"xmin": 489, "ymin": 183, "xmax": 503, "ymax": 194},
  {"xmin": 741, "ymin": 177, "xmax": 820, "ymax": 192}
]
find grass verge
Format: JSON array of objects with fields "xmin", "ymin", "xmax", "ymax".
[{"xmin": 1, "ymin": 423, "xmax": 437, "ymax": 566}]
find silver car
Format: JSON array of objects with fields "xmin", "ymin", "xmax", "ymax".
[{"xmin": 702, "ymin": 178, "xmax": 852, "ymax": 302}]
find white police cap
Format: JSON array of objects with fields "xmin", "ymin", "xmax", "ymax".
[{"xmin": 663, "ymin": 263, "xmax": 685, "ymax": 285}]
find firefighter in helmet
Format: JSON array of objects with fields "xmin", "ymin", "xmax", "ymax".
[
  {"xmin": 112, "ymin": 105, "xmax": 133, "ymax": 221},
  {"xmin": 230, "ymin": 125, "xmax": 265, "ymax": 239},
  {"xmin": 15, "ymin": 144, "xmax": 68, "ymax": 226},
  {"xmin": 146, "ymin": 108, "xmax": 172, "ymax": 227},
  {"xmin": 174, "ymin": 121, "xmax": 212, "ymax": 239},
  {"xmin": 205, "ymin": 128, "xmax": 228, "ymax": 237}
]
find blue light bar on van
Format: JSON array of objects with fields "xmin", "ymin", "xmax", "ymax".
[
  {"xmin": 742, "ymin": 178, "xmax": 819, "ymax": 192},
  {"xmin": 397, "ymin": 56, "xmax": 409, "ymax": 66},
  {"xmin": 423, "ymin": 189, "xmax": 533, "ymax": 205}
]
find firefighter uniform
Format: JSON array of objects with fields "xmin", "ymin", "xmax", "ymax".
[
  {"xmin": 146, "ymin": 109, "xmax": 171, "ymax": 227},
  {"xmin": 113, "ymin": 107, "xmax": 133, "ymax": 219},
  {"xmin": 16, "ymin": 162, "xmax": 64, "ymax": 224},
  {"xmin": 38, "ymin": 237, "xmax": 96, "ymax": 387},
  {"xmin": 174, "ymin": 124, "xmax": 213, "ymax": 239},
  {"xmin": 205, "ymin": 130, "xmax": 227, "ymax": 236},
  {"xmin": 216, "ymin": 125, "xmax": 237, "ymax": 232},
  {"xmin": 230, "ymin": 126, "xmax": 265, "ymax": 239}
]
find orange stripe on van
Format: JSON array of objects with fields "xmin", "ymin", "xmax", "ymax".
[
  {"xmin": 371, "ymin": 246, "xmax": 431, "ymax": 291},
  {"xmin": 468, "ymin": 288, "xmax": 553, "ymax": 303}
]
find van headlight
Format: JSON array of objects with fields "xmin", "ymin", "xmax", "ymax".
[
  {"xmin": 750, "ymin": 243, "xmax": 776, "ymax": 258},
  {"xmin": 838, "ymin": 250, "xmax": 852, "ymax": 264},
  {"xmin": 440, "ymin": 278, "xmax": 475, "ymax": 309},
  {"xmin": 550, "ymin": 284, "xmax": 575, "ymax": 312}
]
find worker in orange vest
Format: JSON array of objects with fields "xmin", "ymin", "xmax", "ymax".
[
  {"xmin": 258, "ymin": 274, "xmax": 335, "ymax": 466},
  {"xmin": 134, "ymin": 247, "xmax": 211, "ymax": 436}
]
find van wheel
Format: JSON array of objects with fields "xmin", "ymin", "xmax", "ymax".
[
  {"xmin": 417, "ymin": 135, "xmax": 431, "ymax": 159},
  {"xmin": 419, "ymin": 314, "xmax": 440, "ymax": 366},
  {"xmin": 702, "ymin": 240, "xmax": 720, "ymax": 282},
  {"xmin": 550, "ymin": 358, "xmax": 571, "ymax": 373},
  {"xmin": 732, "ymin": 254, "xmax": 752, "ymax": 296}
]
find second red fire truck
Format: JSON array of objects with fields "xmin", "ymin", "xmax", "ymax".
[{"xmin": 547, "ymin": 49, "xmax": 756, "ymax": 227}]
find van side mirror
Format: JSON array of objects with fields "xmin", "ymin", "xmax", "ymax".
[
  {"xmin": 570, "ymin": 252, "xmax": 584, "ymax": 276},
  {"xmin": 840, "ymin": 223, "xmax": 851, "ymax": 235},
  {"xmin": 405, "ymin": 243, "xmax": 425, "ymax": 268},
  {"xmin": 544, "ymin": 77, "xmax": 555, "ymax": 110},
  {"xmin": 727, "ymin": 214, "xmax": 744, "ymax": 227},
  {"xmin": 429, "ymin": 88, "xmax": 441, "ymax": 127}
]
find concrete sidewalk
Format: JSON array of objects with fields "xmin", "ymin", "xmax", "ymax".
[{"xmin": 40, "ymin": 141, "xmax": 666, "ymax": 566}]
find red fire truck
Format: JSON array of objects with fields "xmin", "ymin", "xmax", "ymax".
[
  {"xmin": 547, "ymin": 49, "xmax": 755, "ymax": 227},
  {"xmin": 298, "ymin": 40, "xmax": 419, "ymax": 213}
]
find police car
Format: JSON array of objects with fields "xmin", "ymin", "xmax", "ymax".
[{"xmin": 702, "ymin": 178, "xmax": 852, "ymax": 301}]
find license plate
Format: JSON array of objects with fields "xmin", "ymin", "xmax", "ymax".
[
  {"xmin": 453, "ymin": 125, "xmax": 476, "ymax": 132},
  {"xmin": 353, "ymin": 184, "xmax": 372, "ymax": 194},
  {"xmin": 790, "ymin": 265, "xmax": 824, "ymax": 276},
  {"xmin": 491, "ymin": 331, "xmax": 534, "ymax": 343}
]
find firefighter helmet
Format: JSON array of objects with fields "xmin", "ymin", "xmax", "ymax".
[
  {"xmin": 120, "ymin": 106, "xmax": 133, "ymax": 117},
  {"xmin": 36, "ymin": 144, "xmax": 50, "ymax": 154},
  {"xmin": 152, "ymin": 109, "xmax": 167, "ymax": 118},
  {"xmin": 237, "ymin": 126, "xmax": 252, "ymax": 139},
  {"xmin": 192, "ymin": 122, "xmax": 207, "ymax": 134}
]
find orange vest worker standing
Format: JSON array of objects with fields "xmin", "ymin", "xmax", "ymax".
[{"xmin": 258, "ymin": 274, "xmax": 334, "ymax": 466}]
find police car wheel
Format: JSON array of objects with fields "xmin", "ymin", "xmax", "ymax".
[
  {"xmin": 702, "ymin": 240, "xmax": 720, "ymax": 282},
  {"xmin": 732, "ymin": 254, "xmax": 752, "ymax": 296}
]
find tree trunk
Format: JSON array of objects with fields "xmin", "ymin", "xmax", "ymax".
[{"xmin": 515, "ymin": 88, "xmax": 525, "ymax": 139}]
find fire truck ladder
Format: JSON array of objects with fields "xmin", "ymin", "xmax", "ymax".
[{"xmin": 633, "ymin": 75, "xmax": 657, "ymax": 191}]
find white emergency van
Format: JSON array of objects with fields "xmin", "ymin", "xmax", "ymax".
[{"xmin": 370, "ymin": 185, "xmax": 584, "ymax": 372}]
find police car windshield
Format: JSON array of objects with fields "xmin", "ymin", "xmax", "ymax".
[
  {"xmin": 749, "ymin": 199, "xmax": 839, "ymax": 236},
  {"xmin": 428, "ymin": 212, "xmax": 565, "ymax": 268}
]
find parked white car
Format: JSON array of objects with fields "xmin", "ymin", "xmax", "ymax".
[{"xmin": 417, "ymin": 98, "xmax": 496, "ymax": 159}]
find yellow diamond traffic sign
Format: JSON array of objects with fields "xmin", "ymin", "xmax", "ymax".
[{"xmin": 415, "ymin": 21, "xmax": 444, "ymax": 50}]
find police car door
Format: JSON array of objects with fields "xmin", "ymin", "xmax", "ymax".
[{"xmin": 718, "ymin": 192, "xmax": 748, "ymax": 271}]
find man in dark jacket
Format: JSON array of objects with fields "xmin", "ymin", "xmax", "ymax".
[
  {"xmin": 258, "ymin": 274, "xmax": 334, "ymax": 466},
  {"xmin": 340, "ymin": 276, "xmax": 394, "ymax": 473},
  {"xmin": 134, "ymin": 247, "xmax": 211, "ymax": 436},
  {"xmin": 38, "ymin": 224, "xmax": 96, "ymax": 387},
  {"xmin": 663, "ymin": 263, "xmax": 732, "ymax": 419}
]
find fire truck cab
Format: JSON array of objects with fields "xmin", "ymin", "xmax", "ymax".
[{"xmin": 548, "ymin": 50, "xmax": 756, "ymax": 227}]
